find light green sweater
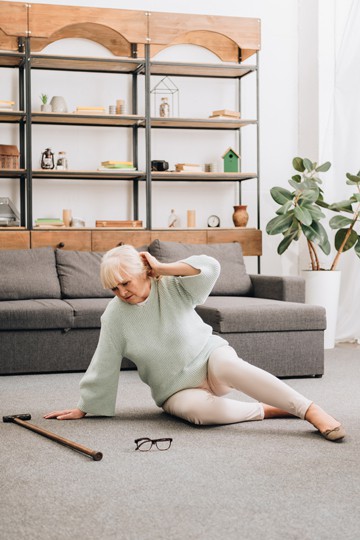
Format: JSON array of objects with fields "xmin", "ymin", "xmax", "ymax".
[{"xmin": 77, "ymin": 255, "xmax": 227, "ymax": 415}]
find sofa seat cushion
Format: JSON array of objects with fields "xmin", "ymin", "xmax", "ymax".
[
  {"xmin": 0, "ymin": 299, "xmax": 74, "ymax": 330},
  {"xmin": 55, "ymin": 250, "xmax": 114, "ymax": 299},
  {"xmin": 0, "ymin": 248, "xmax": 61, "ymax": 300},
  {"xmin": 195, "ymin": 296, "xmax": 326, "ymax": 333},
  {"xmin": 149, "ymin": 240, "xmax": 252, "ymax": 296},
  {"xmin": 64, "ymin": 298, "xmax": 112, "ymax": 328}
]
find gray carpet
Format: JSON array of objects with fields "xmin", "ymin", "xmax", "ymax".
[{"xmin": 1, "ymin": 347, "xmax": 359, "ymax": 540}]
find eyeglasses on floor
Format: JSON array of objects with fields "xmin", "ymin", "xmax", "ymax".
[{"xmin": 134, "ymin": 437, "xmax": 173, "ymax": 451}]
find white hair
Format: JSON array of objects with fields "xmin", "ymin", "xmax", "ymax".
[{"xmin": 100, "ymin": 245, "xmax": 146, "ymax": 290}]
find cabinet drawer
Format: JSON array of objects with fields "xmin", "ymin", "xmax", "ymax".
[
  {"xmin": 31, "ymin": 230, "xmax": 92, "ymax": 250},
  {"xmin": 0, "ymin": 230, "xmax": 30, "ymax": 250},
  {"xmin": 207, "ymin": 228, "xmax": 262, "ymax": 256},
  {"xmin": 92, "ymin": 230, "xmax": 152, "ymax": 251},
  {"xmin": 150, "ymin": 230, "xmax": 207, "ymax": 244}
]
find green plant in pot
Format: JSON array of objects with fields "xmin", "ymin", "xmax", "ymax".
[
  {"xmin": 40, "ymin": 93, "xmax": 48, "ymax": 105},
  {"xmin": 266, "ymin": 157, "xmax": 360, "ymax": 271}
]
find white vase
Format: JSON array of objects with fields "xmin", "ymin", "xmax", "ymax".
[
  {"xmin": 41, "ymin": 103, "xmax": 52, "ymax": 112},
  {"xmin": 301, "ymin": 270, "xmax": 341, "ymax": 349},
  {"xmin": 50, "ymin": 96, "xmax": 68, "ymax": 113}
]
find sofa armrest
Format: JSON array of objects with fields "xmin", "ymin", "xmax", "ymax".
[{"xmin": 249, "ymin": 274, "xmax": 305, "ymax": 303}]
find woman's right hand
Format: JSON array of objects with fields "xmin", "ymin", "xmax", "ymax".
[{"xmin": 43, "ymin": 408, "xmax": 86, "ymax": 420}]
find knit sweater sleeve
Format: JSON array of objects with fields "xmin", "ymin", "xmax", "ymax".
[
  {"xmin": 176, "ymin": 255, "xmax": 220, "ymax": 305},
  {"xmin": 77, "ymin": 320, "xmax": 123, "ymax": 416}
]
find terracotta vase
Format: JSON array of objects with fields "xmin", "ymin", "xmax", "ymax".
[{"xmin": 232, "ymin": 205, "xmax": 249, "ymax": 227}]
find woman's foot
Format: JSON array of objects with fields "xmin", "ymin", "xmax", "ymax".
[{"xmin": 305, "ymin": 403, "xmax": 345, "ymax": 441}]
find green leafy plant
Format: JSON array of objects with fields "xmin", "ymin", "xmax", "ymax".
[
  {"xmin": 40, "ymin": 93, "xmax": 48, "ymax": 105},
  {"xmin": 266, "ymin": 157, "xmax": 360, "ymax": 270}
]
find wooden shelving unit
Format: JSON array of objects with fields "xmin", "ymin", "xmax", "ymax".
[{"xmin": 0, "ymin": 2, "xmax": 262, "ymax": 264}]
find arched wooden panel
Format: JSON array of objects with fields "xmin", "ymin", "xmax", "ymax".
[
  {"xmin": 0, "ymin": 1, "xmax": 261, "ymax": 61},
  {"xmin": 29, "ymin": 23, "xmax": 132, "ymax": 57},
  {"xmin": 28, "ymin": 3, "xmax": 148, "ymax": 45},
  {"xmin": 149, "ymin": 12, "xmax": 261, "ymax": 62},
  {"xmin": 0, "ymin": 28, "xmax": 19, "ymax": 52},
  {"xmin": 148, "ymin": 30, "xmax": 239, "ymax": 62},
  {"xmin": 0, "ymin": 1, "xmax": 27, "ymax": 51}
]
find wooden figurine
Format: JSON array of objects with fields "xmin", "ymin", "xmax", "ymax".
[{"xmin": 222, "ymin": 147, "xmax": 240, "ymax": 172}]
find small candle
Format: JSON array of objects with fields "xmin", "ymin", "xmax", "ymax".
[
  {"xmin": 62, "ymin": 209, "xmax": 72, "ymax": 227},
  {"xmin": 187, "ymin": 210, "xmax": 196, "ymax": 228}
]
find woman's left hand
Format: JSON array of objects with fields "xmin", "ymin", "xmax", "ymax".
[{"xmin": 140, "ymin": 251, "xmax": 163, "ymax": 278}]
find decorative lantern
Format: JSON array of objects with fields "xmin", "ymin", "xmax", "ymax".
[
  {"xmin": 41, "ymin": 148, "xmax": 55, "ymax": 169},
  {"xmin": 151, "ymin": 76, "xmax": 179, "ymax": 118}
]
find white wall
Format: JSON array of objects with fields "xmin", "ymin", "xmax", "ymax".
[{"xmin": 2, "ymin": 0, "xmax": 300, "ymax": 275}]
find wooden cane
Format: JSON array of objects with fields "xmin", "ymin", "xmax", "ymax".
[{"xmin": 3, "ymin": 414, "xmax": 103, "ymax": 461}]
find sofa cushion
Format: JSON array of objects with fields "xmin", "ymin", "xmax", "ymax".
[
  {"xmin": 148, "ymin": 240, "xmax": 252, "ymax": 296},
  {"xmin": 0, "ymin": 299, "xmax": 74, "ymax": 330},
  {"xmin": 0, "ymin": 248, "xmax": 61, "ymax": 300},
  {"xmin": 64, "ymin": 298, "xmax": 112, "ymax": 328},
  {"xmin": 55, "ymin": 250, "xmax": 114, "ymax": 299},
  {"xmin": 196, "ymin": 296, "xmax": 326, "ymax": 333}
]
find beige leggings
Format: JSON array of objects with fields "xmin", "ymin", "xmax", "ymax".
[{"xmin": 163, "ymin": 346, "xmax": 312, "ymax": 425}]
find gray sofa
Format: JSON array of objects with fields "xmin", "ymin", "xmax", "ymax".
[{"xmin": 0, "ymin": 241, "xmax": 326, "ymax": 377}]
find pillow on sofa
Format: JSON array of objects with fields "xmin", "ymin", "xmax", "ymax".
[
  {"xmin": 55, "ymin": 250, "xmax": 114, "ymax": 299},
  {"xmin": 0, "ymin": 247, "xmax": 61, "ymax": 300},
  {"xmin": 148, "ymin": 240, "xmax": 252, "ymax": 296}
]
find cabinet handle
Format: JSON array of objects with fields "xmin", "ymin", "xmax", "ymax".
[{"xmin": 57, "ymin": 242, "xmax": 65, "ymax": 248}]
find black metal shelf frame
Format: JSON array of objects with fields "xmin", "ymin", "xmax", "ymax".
[{"xmin": 0, "ymin": 43, "xmax": 26, "ymax": 225}]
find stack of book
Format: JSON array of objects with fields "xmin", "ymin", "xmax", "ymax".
[
  {"xmin": 0, "ymin": 100, "xmax": 15, "ymax": 112},
  {"xmin": 209, "ymin": 109, "xmax": 240, "ymax": 119},
  {"xmin": 175, "ymin": 163, "xmax": 202, "ymax": 172},
  {"xmin": 98, "ymin": 161, "xmax": 136, "ymax": 171},
  {"xmin": 74, "ymin": 106, "xmax": 106, "ymax": 115},
  {"xmin": 34, "ymin": 218, "xmax": 65, "ymax": 228}
]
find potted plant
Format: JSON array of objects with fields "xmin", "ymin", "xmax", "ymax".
[
  {"xmin": 40, "ymin": 93, "xmax": 51, "ymax": 112},
  {"xmin": 266, "ymin": 157, "xmax": 360, "ymax": 347}
]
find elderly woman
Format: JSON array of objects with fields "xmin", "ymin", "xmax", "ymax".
[{"xmin": 45, "ymin": 245, "xmax": 345, "ymax": 442}]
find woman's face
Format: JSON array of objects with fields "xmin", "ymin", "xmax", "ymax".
[{"xmin": 111, "ymin": 268, "xmax": 151, "ymax": 304}]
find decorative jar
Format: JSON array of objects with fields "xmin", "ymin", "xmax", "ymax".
[{"xmin": 232, "ymin": 205, "xmax": 249, "ymax": 227}]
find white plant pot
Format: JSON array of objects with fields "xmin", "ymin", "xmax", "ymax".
[{"xmin": 301, "ymin": 270, "xmax": 341, "ymax": 349}]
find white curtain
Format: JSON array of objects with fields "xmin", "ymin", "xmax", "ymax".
[{"xmin": 332, "ymin": 0, "xmax": 360, "ymax": 341}]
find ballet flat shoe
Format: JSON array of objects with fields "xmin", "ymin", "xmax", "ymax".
[{"xmin": 320, "ymin": 425, "xmax": 346, "ymax": 442}]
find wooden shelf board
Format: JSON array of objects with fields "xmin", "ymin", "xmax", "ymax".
[
  {"xmin": 0, "ymin": 111, "xmax": 25, "ymax": 122},
  {"xmin": 31, "ymin": 169, "xmax": 145, "ymax": 180},
  {"xmin": 151, "ymin": 171, "xmax": 257, "ymax": 181},
  {"xmin": 0, "ymin": 169, "xmax": 26, "ymax": 177},
  {"xmin": 32, "ymin": 227, "xmax": 146, "ymax": 230},
  {"xmin": 149, "ymin": 61, "xmax": 256, "ymax": 79},
  {"xmin": 0, "ymin": 52, "xmax": 25, "ymax": 68},
  {"xmin": 30, "ymin": 54, "xmax": 145, "ymax": 73},
  {"xmin": 31, "ymin": 112, "xmax": 144, "ymax": 127},
  {"xmin": 152, "ymin": 227, "xmax": 257, "ymax": 230},
  {"xmin": 150, "ymin": 117, "xmax": 256, "ymax": 130}
]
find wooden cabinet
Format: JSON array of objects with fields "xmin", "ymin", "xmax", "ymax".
[
  {"xmin": 207, "ymin": 229, "xmax": 261, "ymax": 256},
  {"xmin": 20, "ymin": 227, "xmax": 261, "ymax": 255},
  {"xmin": 31, "ymin": 230, "xmax": 92, "ymax": 250},
  {"xmin": 0, "ymin": 230, "xmax": 30, "ymax": 249},
  {"xmin": 92, "ymin": 230, "xmax": 151, "ymax": 251}
]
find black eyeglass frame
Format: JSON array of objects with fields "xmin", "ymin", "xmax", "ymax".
[{"xmin": 134, "ymin": 437, "xmax": 173, "ymax": 451}]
